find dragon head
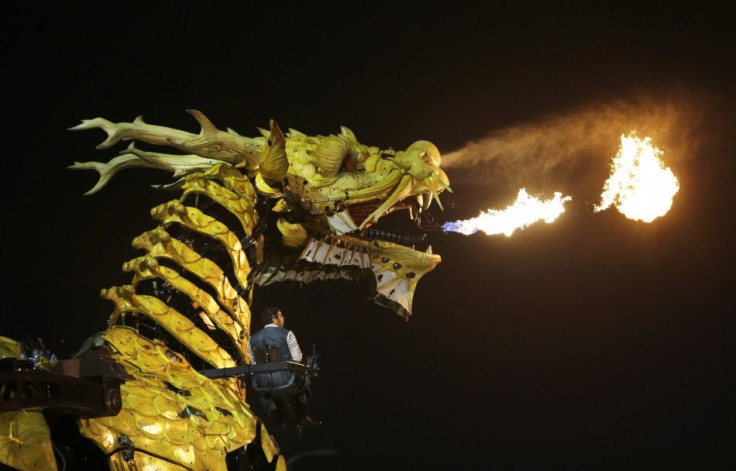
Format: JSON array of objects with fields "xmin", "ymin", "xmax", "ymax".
[
  {"xmin": 69, "ymin": 111, "xmax": 450, "ymax": 319},
  {"xmin": 255, "ymin": 120, "xmax": 450, "ymax": 230},
  {"xmin": 250, "ymin": 120, "xmax": 451, "ymax": 318}
]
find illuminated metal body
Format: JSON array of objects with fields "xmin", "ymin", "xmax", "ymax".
[{"xmin": 0, "ymin": 111, "xmax": 450, "ymax": 470}]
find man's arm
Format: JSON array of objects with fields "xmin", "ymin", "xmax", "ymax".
[{"xmin": 286, "ymin": 331, "xmax": 303, "ymax": 362}]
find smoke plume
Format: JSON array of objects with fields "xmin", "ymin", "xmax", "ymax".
[{"xmin": 441, "ymin": 89, "xmax": 708, "ymax": 200}]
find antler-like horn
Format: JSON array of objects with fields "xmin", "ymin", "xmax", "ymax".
[
  {"xmin": 69, "ymin": 110, "xmax": 265, "ymax": 169},
  {"xmin": 67, "ymin": 144, "xmax": 225, "ymax": 195}
]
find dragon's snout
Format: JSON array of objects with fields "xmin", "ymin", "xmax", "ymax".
[{"xmin": 358, "ymin": 140, "xmax": 452, "ymax": 229}]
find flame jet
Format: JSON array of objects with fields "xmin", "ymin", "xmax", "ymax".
[{"xmin": 443, "ymin": 189, "xmax": 572, "ymax": 237}]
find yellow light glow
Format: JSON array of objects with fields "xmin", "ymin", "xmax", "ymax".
[
  {"xmin": 174, "ymin": 445, "xmax": 196, "ymax": 465},
  {"xmin": 595, "ymin": 133, "xmax": 679, "ymax": 222},
  {"xmin": 443, "ymin": 189, "xmax": 571, "ymax": 237},
  {"xmin": 140, "ymin": 422, "xmax": 163, "ymax": 436},
  {"xmin": 103, "ymin": 431, "xmax": 115, "ymax": 449}
]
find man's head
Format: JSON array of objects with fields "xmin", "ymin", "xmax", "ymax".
[{"xmin": 261, "ymin": 306, "xmax": 284, "ymax": 327}]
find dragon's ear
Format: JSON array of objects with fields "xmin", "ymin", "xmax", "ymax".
[
  {"xmin": 340, "ymin": 126, "xmax": 357, "ymax": 143},
  {"xmin": 259, "ymin": 119, "xmax": 288, "ymax": 182},
  {"xmin": 314, "ymin": 136, "xmax": 350, "ymax": 177}
]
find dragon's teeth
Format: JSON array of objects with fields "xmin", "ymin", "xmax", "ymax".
[{"xmin": 424, "ymin": 191, "xmax": 434, "ymax": 210}]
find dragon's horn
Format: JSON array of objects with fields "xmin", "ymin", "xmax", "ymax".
[{"xmin": 258, "ymin": 119, "xmax": 289, "ymax": 182}]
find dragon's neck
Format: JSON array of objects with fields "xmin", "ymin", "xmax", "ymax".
[{"xmin": 102, "ymin": 163, "xmax": 259, "ymax": 376}]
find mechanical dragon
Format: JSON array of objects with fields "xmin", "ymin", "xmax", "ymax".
[{"xmin": 0, "ymin": 110, "xmax": 451, "ymax": 470}]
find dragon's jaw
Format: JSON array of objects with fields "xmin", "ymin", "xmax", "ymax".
[
  {"xmin": 266, "ymin": 171, "xmax": 449, "ymax": 319},
  {"xmin": 254, "ymin": 230, "xmax": 442, "ymax": 320}
]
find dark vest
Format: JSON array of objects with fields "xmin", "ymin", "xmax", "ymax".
[
  {"xmin": 249, "ymin": 326, "xmax": 295, "ymax": 391},
  {"xmin": 250, "ymin": 326, "xmax": 293, "ymax": 362}
]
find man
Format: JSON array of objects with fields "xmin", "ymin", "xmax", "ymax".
[{"xmin": 248, "ymin": 306, "xmax": 319, "ymax": 427}]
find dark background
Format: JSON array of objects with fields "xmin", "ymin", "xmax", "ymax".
[{"xmin": 4, "ymin": 2, "xmax": 734, "ymax": 469}]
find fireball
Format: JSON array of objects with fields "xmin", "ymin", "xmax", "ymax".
[{"xmin": 595, "ymin": 133, "xmax": 679, "ymax": 222}]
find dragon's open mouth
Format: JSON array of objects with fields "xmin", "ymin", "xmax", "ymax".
[
  {"xmin": 345, "ymin": 198, "xmax": 436, "ymax": 246},
  {"xmin": 346, "ymin": 200, "xmax": 386, "ymax": 227},
  {"xmin": 346, "ymin": 194, "xmax": 423, "ymax": 226}
]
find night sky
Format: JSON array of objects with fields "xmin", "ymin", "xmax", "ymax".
[{"xmin": 4, "ymin": 3, "xmax": 734, "ymax": 469}]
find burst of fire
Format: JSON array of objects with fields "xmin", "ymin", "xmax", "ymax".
[
  {"xmin": 595, "ymin": 133, "xmax": 679, "ymax": 222},
  {"xmin": 442, "ymin": 189, "xmax": 572, "ymax": 237}
]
